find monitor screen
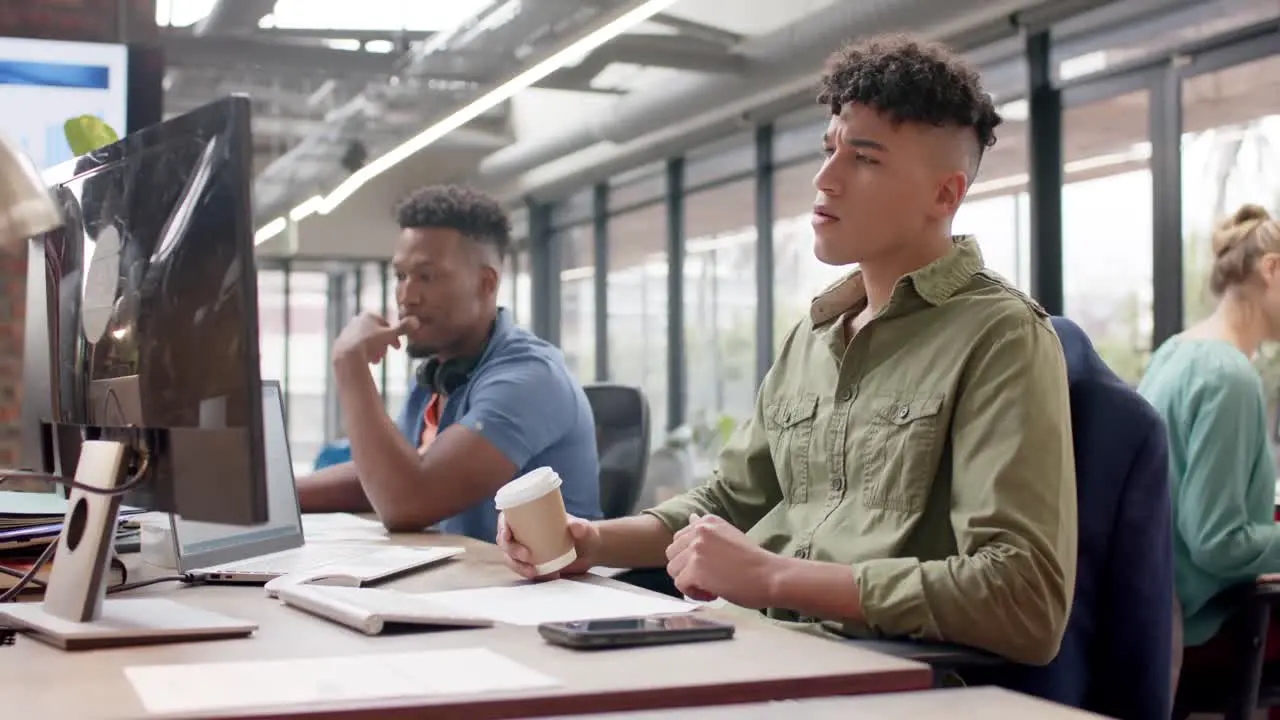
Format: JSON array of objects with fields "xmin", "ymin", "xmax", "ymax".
[
  {"xmin": 29, "ymin": 95, "xmax": 267, "ymax": 525},
  {"xmin": 0, "ymin": 36, "xmax": 128, "ymax": 169},
  {"xmin": 174, "ymin": 382, "xmax": 303, "ymax": 569}
]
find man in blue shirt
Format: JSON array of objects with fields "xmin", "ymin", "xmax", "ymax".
[{"xmin": 297, "ymin": 185, "xmax": 601, "ymax": 539}]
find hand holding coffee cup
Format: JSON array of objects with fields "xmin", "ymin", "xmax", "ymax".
[{"xmin": 495, "ymin": 467, "xmax": 593, "ymax": 578}]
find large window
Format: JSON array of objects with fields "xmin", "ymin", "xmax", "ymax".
[
  {"xmin": 354, "ymin": 263, "xmax": 385, "ymax": 400},
  {"xmin": 772, "ymin": 160, "xmax": 850, "ymax": 351},
  {"xmin": 954, "ymin": 100, "xmax": 1031, "ymax": 289},
  {"xmin": 512, "ymin": 250, "xmax": 533, "ymax": 329},
  {"xmin": 1063, "ymin": 89, "xmax": 1154, "ymax": 383},
  {"xmin": 1182, "ymin": 55, "xmax": 1280, "ymax": 324},
  {"xmin": 683, "ymin": 178, "xmax": 757, "ymax": 442},
  {"xmin": 286, "ymin": 268, "xmax": 330, "ymax": 474},
  {"xmin": 383, "ymin": 268, "xmax": 413, "ymax": 420},
  {"xmin": 498, "ymin": 252, "xmax": 517, "ymax": 317},
  {"xmin": 557, "ymin": 226, "xmax": 595, "ymax": 382},
  {"xmin": 257, "ymin": 268, "xmax": 287, "ymax": 389},
  {"xmin": 607, "ymin": 203, "xmax": 668, "ymax": 445}
]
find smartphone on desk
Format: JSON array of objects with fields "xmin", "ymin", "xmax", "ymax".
[{"xmin": 538, "ymin": 614, "xmax": 734, "ymax": 649}]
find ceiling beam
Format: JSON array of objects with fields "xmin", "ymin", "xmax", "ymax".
[
  {"xmin": 544, "ymin": 33, "xmax": 744, "ymax": 89},
  {"xmin": 191, "ymin": 0, "xmax": 277, "ymax": 35},
  {"xmin": 247, "ymin": 27, "xmax": 435, "ymax": 44},
  {"xmin": 649, "ymin": 12, "xmax": 743, "ymax": 47},
  {"xmin": 160, "ymin": 34, "xmax": 414, "ymax": 78}
]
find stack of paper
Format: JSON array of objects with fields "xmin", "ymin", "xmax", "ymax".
[{"xmin": 0, "ymin": 490, "xmax": 141, "ymax": 552}]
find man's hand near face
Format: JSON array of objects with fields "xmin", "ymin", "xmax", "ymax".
[{"xmin": 333, "ymin": 312, "xmax": 420, "ymax": 368}]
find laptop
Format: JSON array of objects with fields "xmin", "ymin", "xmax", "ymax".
[{"xmin": 174, "ymin": 381, "xmax": 463, "ymax": 584}]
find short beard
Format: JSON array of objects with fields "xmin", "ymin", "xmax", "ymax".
[{"xmin": 406, "ymin": 343, "xmax": 435, "ymax": 359}]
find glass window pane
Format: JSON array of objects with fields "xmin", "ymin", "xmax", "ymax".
[
  {"xmin": 257, "ymin": 268, "xmax": 287, "ymax": 386},
  {"xmin": 607, "ymin": 203, "xmax": 668, "ymax": 446},
  {"xmin": 514, "ymin": 251, "xmax": 533, "ymax": 330},
  {"xmin": 954, "ymin": 100, "xmax": 1031, "ymax": 290},
  {"xmin": 359, "ymin": 262, "xmax": 388, "ymax": 399},
  {"xmin": 1181, "ymin": 53, "xmax": 1280, "ymax": 425},
  {"xmin": 384, "ymin": 270, "xmax": 413, "ymax": 420},
  {"xmin": 287, "ymin": 270, "xmax": 329, "ymax": 476},
  {"xmin": 683, "ymin": 178, "xmax": 757, "ymax": 454},
  {"xmin": 1182, "ymin": 55, "xmax": 1280, "ymax": 325},
  {"xmin": 498, "ymin": 252, "xmax": 516, "ymax": 317},
  {"xmin": 1063, "ymin": 89, "xmax": 1153, "ymax": 384},
  {"xmin": 773, "ymin": 160, "xmax": 850, "ymax": 352},
  {"xmin": 558, "ymin": 226, "xmax": 596, "ymax": 382}
]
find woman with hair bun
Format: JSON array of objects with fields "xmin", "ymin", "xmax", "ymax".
[{"xmin": 1139, "ymin": 204, "xmax": 1280, "ymax": 696}]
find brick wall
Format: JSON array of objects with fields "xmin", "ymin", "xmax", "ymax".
[
  {"xmin": 0, "ymin": 245, "xmax": 24, "ymax": 471},
  {"xmin": 0, "ymin": 0, "xmax": 155, "ymax": 491}
]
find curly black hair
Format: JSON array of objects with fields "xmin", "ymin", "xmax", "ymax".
[
  {"xmin": 817, "ymin": 34, "xmax": 1001, "ymax": 169},
  {"xmin": 394, "ymin": 184, "xmax": 511, "ymax": 260}
]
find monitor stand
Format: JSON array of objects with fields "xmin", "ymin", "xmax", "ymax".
[{"xmin": 0, "ymin": 440, "xmax": 256, "ymax": 650}]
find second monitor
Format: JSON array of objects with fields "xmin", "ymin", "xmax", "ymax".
[{"xmin": 22, "ymin": 94, "xmax": 267, "ymax": 526}]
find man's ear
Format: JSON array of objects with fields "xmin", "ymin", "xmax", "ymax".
[
  {"xmin": 480, "ymin": 262, "xmax": 500, "ymax": 298},
  {"xmin": 934, "ymin": 170, "xmax": 969, "ymax": 218}
]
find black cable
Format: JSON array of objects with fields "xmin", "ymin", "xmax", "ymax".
[
  {"xmin": 0, "ymin": 541, "xmax": 56, "ymax": 603},
  {"xmin": 1, "ymin": 542, "xmax": 132, "ymax": 602},
  {"xmin": 0, "ymin": 450, "xmax": 150, "ymax": 496},
  {"xmin": 0, "ymin": 564, "xmax": 47, "ymax": 589},
  {"xmin": 106, "ymin": 573, "xmax": 197, "ymax": 594}
]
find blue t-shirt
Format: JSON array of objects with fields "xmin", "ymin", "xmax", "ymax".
[{"xmin": 396, "ymin": 309, "xmax": 601, "ymax": 542}]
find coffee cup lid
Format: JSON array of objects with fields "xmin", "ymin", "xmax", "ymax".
[{"xmin": 494, "ymin": 467, "xmax": 563, "ymax": 510}]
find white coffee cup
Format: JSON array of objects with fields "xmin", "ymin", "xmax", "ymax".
[{"xmin": 495, "ymin": 467, "xmax": 576, "ymax": 576}]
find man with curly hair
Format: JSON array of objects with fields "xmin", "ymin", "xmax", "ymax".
[
  {"xmin": 298, "ymin": 185, "xmax": 602, "ymax": 538},
  {"xmin": 498, "ymin": 34, "xmax": 1077, "ymax": 664}
]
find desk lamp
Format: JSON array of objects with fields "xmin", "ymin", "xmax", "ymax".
[{"xmin": 0, "ymin": 131, "xmax": 62, "ymax": 248}]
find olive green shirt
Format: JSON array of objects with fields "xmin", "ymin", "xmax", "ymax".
[{"xmin": 645, "ymin": 237, "xmax": 1078, "ymax": 665}]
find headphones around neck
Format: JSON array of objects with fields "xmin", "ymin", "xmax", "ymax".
[
  {"xmin": 414, "ymin": 319, "xmax": 499, "ymax": 396},
  {"xmin": 416, "ymin": 354, "xmax": 480, "ymax": 396}
]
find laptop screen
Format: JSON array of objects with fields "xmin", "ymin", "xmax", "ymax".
[{"xmin": 172, "ymin": 381, "xmax": 304, "ymax": 570}]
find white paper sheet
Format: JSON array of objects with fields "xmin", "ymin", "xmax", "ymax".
[
  {"xmin": 415, "ymin": 579, "xmax": 698, "ymax": 626},
  {"xmin": 125, "ymin": 647, "xmax": 559, "ymax": 715},
  {"xmin": 301, "ymin": 512, "xmax": 389, "ymax": 543}
]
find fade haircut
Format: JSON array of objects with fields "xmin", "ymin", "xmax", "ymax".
[
  {"xmin": 817, "ymin": 33, "xmax": 1002, "ymax": 176},
  {"xmin": 394, "ymin": 184, "xmax": 512, "ymax": 262}
]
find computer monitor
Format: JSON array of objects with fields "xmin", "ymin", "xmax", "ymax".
[
  {"xmin": 0, "ymin": 96, "xmax": 266, "ymax": 649},
  {"xmin": 22, "ymin": 94, "xmax": 267, "ymax": 526}
]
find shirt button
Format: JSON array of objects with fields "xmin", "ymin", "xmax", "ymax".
[
  {"xmin": 830, "ymin": 475, "xmax": 844, "ymax": 490},
  {"xmin": 794, "ymin": 546, "xmax": 809, "ymax": 559},
  {"xmin": 839, "ymin": 386, "xmax": 854, "ymax": 402},
  {"xmin": 897, "ymin": 405, "xmax": 910, "ymax": 420}
]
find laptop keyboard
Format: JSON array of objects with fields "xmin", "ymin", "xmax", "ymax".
[
  {"xmin": 208, "ymin": 545, "xmax": 389, "ymax": 576},
  {"xmin": 206, "ymin": 545, "xmax": 457, "ymax": 579}
]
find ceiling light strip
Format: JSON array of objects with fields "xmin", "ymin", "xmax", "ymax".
[{"xmin": 254, "ymin": 0, "xmax": 680, "ymax": 245}]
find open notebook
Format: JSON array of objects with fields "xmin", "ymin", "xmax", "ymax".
[{"xmin": 273, "ymin": 584, "xmax": 494, "ymax": 635}]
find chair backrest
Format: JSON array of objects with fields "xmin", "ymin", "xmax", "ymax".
[
  {"xmin": 1000, "ymin": 317, "xmax": 1173, "ymax": 719},
  {"xmin": 584, "ymin": 384, "xmax": 650, "ymax": 519}
]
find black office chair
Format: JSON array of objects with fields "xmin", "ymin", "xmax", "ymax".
[
  {"xmin": 583, "ymin": 383, "xmax": 650, "ymax": 520},
  {"xmin": 1173, "ymin": 581, "xmax": 1280, "ymax": 720}
]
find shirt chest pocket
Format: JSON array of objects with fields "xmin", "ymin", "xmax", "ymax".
[
  {"xmin": 859, "ymin": 393, "xmax": 946, "ymax": 513},
  {"xmin": 764, "ymin": 393, "xmax": 819, "ymax": 504}
]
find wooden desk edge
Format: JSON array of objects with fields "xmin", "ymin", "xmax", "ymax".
[{"xmin": 180, "ymin": 663, "xmax": 933, "ymax": 720}]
